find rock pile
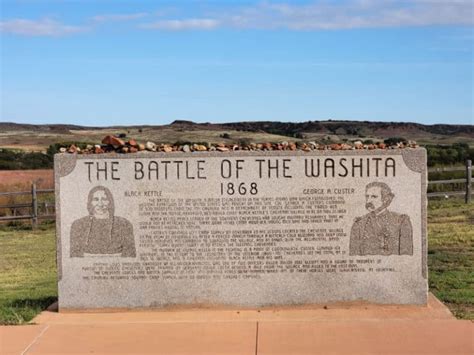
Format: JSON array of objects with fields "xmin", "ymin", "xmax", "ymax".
[{"xmin": 59, "ymin": 135, "xmax": 419, "ymax": 154}]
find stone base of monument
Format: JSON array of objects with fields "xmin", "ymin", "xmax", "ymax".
[
  {"xmin": 47, "ymin": 293, "xmax": 451, "ymax": 315},
  {"xmin": 34, "ymin": 293, "xmax": 456, "ymax": 320},
  {"xmin": 2, "ymin": 293, "xmax": 471, "ymax": 355}
]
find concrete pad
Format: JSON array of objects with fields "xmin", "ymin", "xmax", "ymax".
[
  {"xmin": 257, "ymin": 320, "xmax": 474, "ymax": 355},
  {"xmin": 25, "ymin": 322, "xmax": 257, "ymax": 355},
  {"xmin": 3, "ymin": 294, "xmax": 469, "ymax": 355},
  {"xmin": 0, "ymin": 325, "xmax": 49, "ymax": 355}
]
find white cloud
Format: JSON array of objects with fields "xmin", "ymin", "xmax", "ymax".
[
  {"xmin": 91, "ymin": 13, "xmax": 148, "ymax": 23},
  {"xmin": 0, "ymin": 18, "xmax": 88, "ymax": 36},
  {"xmin": 225, "ymin": 0, "xmax": 474, "ymax": 30},
  {"xmin": 139, "ymin": 0, "xmax": 473, "ymax": 31},
  {"xmin": 1, "ymin": 1, "xmax": 472, "ymax": 37},
  {"xmin": 140, "ymin": 18, "xmax": 220, "ymax": 31}
]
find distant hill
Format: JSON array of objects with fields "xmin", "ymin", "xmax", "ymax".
[
  {"xmin": 0, "ymin": 120, "xmax": 472, "ymax": 152},
  {"xmin": 214, "ymin": 120, "xmax": 474, "ymax": 137}
]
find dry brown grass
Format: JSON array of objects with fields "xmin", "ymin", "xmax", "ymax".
[
  {"xmin": 0, "ymin": 170, "xmax": 53, "ymax": 192},
  {"xmin": 0, "ymin": 127, "xmax": 298, "ymax": 151}
]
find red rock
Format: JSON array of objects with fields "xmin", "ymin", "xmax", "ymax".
[
  {"xmin": 94, "ymin": 146, "xmax": 104, "ymax": 154},
  {"xmin": 288, "ymin": 143, "xmax": 297, "ymax": 151},
  {"xmin": 68, "ymin": 145, "xmax": 77, "ymax": 153},
  {"xmin": 129, "ymin": 147, "xmax": 138, "ymax": 153},
  {"xmin": 378, "ymin": 143, "xmax": 386, "ymax": 149},
  {"xmin": 102, "ymin": 135, "xmax": 125, "ymax": 147},
  {"xmin": 128, "ymin": 139, "xmax": 138, "ymax": 147}
]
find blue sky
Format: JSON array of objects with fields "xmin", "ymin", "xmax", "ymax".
[{"xmin": 1, "ymin": 0, "xmax": 473, "ymax": 126}]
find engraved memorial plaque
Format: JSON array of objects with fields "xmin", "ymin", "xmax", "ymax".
[{"xmin": 55, "ymin": 149, "xmax": 427, "ymax": 310}]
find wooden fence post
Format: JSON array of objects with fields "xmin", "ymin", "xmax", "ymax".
[
  {"xmin": 32, "ymin": 182, "xmax": 38, "ymax": 228},
  {"xmin": 466, "ymin": 160, "xmax": 472, "ymax": 204}
]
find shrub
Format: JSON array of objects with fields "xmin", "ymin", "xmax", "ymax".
[
  {"xmin": 426, "ymin": 143, "xmax": 473, "ymax": 167},
  {"xmin": 0, "ymin": 149, "xmax": 52, "ymax": 170}
]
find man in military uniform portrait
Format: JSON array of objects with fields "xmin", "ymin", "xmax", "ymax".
[
  {"xmin": 70, "ymin": 186, "xmax": 136, "ymax": 258},
  {"xmin": 349, "ymin": 182, "xmax": 413, "ymax": 256}
]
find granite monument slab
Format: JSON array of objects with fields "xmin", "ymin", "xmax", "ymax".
[{"xmin": 55, "ymin": 149, "xmax": 428, "ymax": 310}]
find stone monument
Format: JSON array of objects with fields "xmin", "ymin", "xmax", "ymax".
[{"xmin": 55, "ymin": 149, "xmax": 428, "ymax": 310}]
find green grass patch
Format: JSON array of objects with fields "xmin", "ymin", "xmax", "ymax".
[
  {"xmin": 428, "ymin": 198, "xmax": 474, "ymax": 319},
  {"xmin": 0, "ymin": 224, "xmax": 57, "ymax": 325}
]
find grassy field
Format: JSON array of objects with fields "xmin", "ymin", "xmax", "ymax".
[
  {"xmin": 0, "ymin": 199, "xmax": 472, "ymax": 324},
  {"xmin": 0, "ymin": 223, "xmax": 57, "ymax": 325},
  {"xmin": 427, "ymin": 199, "xmax": 474, "ymax": 319}
]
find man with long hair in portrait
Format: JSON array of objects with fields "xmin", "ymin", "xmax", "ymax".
[{"xmin": 70, "ymin": 186, "xmax": 136, "ymax": 257}]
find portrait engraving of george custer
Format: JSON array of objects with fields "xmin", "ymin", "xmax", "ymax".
[
  {"xmin": 70, "ymin": 186, "xmax": 136, "ymax": 257},
  {"xmin": 349, "ymin": 182, "xmax": 413, "ymax": 256}
]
